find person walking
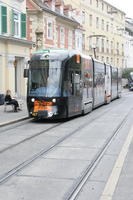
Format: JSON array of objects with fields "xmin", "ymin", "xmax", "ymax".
[{"xmin": 5, "ymin": 90, "xmax": 20, "ymax": 112}]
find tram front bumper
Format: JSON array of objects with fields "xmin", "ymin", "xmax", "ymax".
[{"xmin": 31, "ymin": 106, "xmax": 58, "ymax": 118}]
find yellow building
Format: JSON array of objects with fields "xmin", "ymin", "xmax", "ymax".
[
  {"xmin": 64, "ymin": 0, "xmax": 125, "ymax": 67},
  {"xmin": 0, "ymin": 0, "xmax": 32, "ymax": 97}
]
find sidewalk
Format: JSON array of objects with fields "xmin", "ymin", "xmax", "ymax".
[{"xmin": 0, "ymin": 99, "xmax": 29, "ymax": 127}]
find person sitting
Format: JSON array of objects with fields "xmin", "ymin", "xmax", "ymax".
[{"xmin": 5, "ymin": 90, "xmax": 20, "ymax": 112}]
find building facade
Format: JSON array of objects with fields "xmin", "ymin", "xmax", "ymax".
[
  {"xmin": 124, "ymin": 18, "xmax": 133, "ymax": 68},
  {"xmin": 27, "ymin": 0, "xmax": 83, "ymax": 53},
  {"xmin": 64, "ymin": 0, "xmax": 125, "ymax": 67},
  {"xmin": 0, "ymin": 0, "xmax": 32, "ymax": 97}
]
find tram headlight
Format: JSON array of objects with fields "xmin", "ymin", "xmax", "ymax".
[
  {"xmin": 52, "ymin": 98, "xmax": 56, "ymax": 103},
  {"xmin": 31, "ymin": 98, "xmax": 35, "ymax": 102}
]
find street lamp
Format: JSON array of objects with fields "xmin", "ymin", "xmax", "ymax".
[
  {"xmin": 88, "ymin": 35, "xmax": 106, "ymax": 58},
  {"xmin": 91, "ymin": 44, "xmax": 97, "ymax": 58}
]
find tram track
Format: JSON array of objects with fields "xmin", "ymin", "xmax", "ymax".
[
  {"xmin": 66, "ymin": 109, "xmax": 133, "ymax": 200},
  {"xmin": 0, "ymin": 96, "xmax": 125, "ymax": 156},
  {"xmin": 0, "ymin": 122, "xmax": 62, "ymax": 154},
  {"xmin": 0, "ymin": 96, "xmax": 124, "ymax": 154},
  {"xmin": 0, "ymin": 97, "xmax": 128, "ymax": 185}
]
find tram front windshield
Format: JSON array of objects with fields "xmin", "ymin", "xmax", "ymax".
[{"xmin": 29, "ymin": 60, "xmax": 62, "ymax": 97}]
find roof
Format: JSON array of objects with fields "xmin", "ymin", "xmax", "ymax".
[
  {"xmin": 31, "ymin": 0, "xmax": 80, "ymax": 26},
  {"xmin": 103, "ymin": 0, "xmax": 125, "ymax": 15}
]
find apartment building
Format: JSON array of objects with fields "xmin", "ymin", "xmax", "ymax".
[
  {"xmin": 124, "ymin": 18, "xmax": 133, "ymax": 68},
  {"xmin": 64, "ymin": 0, "xmax": 125, "ymax": 67},
  {"xmin": 0, "ymin": 0, "xmax": 32, "ymax": 97},
  {"xmin": 26, "ymin": 0, "xmax": 83, "ymax": 52}
]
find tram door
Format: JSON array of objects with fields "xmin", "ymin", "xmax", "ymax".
[{"xmin": 68, "ymin": 70, "xmax": 82, "ymax": 117}]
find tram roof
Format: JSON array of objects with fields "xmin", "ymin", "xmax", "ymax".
[{"xmin": 31, "ymin": 49, "xmax": 92, "ymax": 61}]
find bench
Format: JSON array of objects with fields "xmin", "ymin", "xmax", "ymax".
[
  {"xmin": 4, "ymin": 99, "xmax": 23, "ymax": 112},
  {"xmin": 4, "ymin": 102, "xmax": 14, "ymax": 112}
]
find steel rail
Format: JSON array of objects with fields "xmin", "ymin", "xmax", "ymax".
[
  {"xmin": 0, "ymin": 99, "xmax": 123, "ymax": 185},
  {"xmin": 66, "ymin": 109, "xmax": 133, "ymax": 200},
  {"xmin": 0, "ymin": 96, "xmax": 124, "ymax": 154}
]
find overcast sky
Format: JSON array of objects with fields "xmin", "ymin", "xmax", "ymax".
[{"xmin": 105, "ymin": 0, "xmax": 133, "ymax": 18}]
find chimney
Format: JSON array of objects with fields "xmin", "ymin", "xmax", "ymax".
[
  {"xmin": 64, "ymin": 4, "xmax": 72, "ymax": 17},
  {"xmin": 55, "ymin": 0, "xmax": 64, "ymax": 14},
  {"xmin": 43, "ymin": 0, "xmax": 53, "ymax": 9}
]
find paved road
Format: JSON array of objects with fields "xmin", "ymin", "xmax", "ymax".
[{"xmin": 0, "ymin": 90, "xmax": 133, "ymax": 200}]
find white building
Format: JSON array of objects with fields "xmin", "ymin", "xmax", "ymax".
[{"xmin": 124, "ymin": 18, "xmax": 133, "ymax": 68}]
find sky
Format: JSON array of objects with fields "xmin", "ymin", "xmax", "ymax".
[{"xmin": 105, "ymin": 0, "xmax": 133, "ymax": 18}]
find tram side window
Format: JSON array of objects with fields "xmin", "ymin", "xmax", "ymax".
[
  {"xmin": 84, "ymin": 71, "xmax": 92, "ymax": 98},
  {"xmin": 68, "ymin": 71, "xmax": 74, "ymax": 95},
  {"xmin": 75, "ymin": 71, "xmax": 81, "ymax": 96},
  {"xmin": 68, "ymin": 70, "xmax": 81, "ymax": 96}
]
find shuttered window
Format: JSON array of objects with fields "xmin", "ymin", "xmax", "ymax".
[
  {"xmin": 11, "ymin": 10, "xmax": 26, "ymax": 38},
  {"xmin": 21, "ymin": 13, "xmax": 26, "ymax": 38},
  {"xmin": 1, "ymin": 6, "xmax": 7, "ymax": 33}
]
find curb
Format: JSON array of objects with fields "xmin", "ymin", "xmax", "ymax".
[{"xmin": 0, "ymin": 116, "xmax": 29, "ymax": 128}]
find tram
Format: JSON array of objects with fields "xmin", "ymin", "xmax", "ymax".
[
  {"xmin": 128, "ymin": 72, "xmax": 133, "ymax": 90},
  {"xmin": 24, "ymin": 49, "xmax": 122, "ymax": 119}
]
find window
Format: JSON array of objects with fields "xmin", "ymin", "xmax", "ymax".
[
  {"xmin": 75, "ymin": 32, "xmax": 82, "ymax": 51},
  {"xmin": 68, "ymin": 30, "xmax": 72, "ymax": 48},
  {"xmin": 107, "ymin": 5, "xmax": 109, "ymax": 13},
  {"xmin": 101, "ymin": 38, "xmax": 104, "ymax": 52},
  {"xmin": 106, "ymin": 22, "xmax": 109, "ymax": 32},
  {"xmin": 111, "ymin": 41, "xmax": 113, "ymax": 54},
  {"xmin": 89, "ymin": 37, "xmax": 92, "ymax": 49},
  {"xmin": 47, "ymin": 20, "xmax": 53, "ymax": 40},
  {"xmin": 82, "ymin": 11, "xmax": 85, "ymax": 24},
  {"xmin": 102, "ymin": 3, "xmax": 104, "ymax": 11},
  {"xmin": 122, "ymin": 44, "xmax": 124, "ymax": 55},
  {"xmin": 101, "ymin": 56, "xmax": 104, "ymax": 62},
  {"xmin": 75, "ymin": 71, "xmax": 81, "ymax": 96},
  {"xmin": 82, "ymin": 34, "xmax": 85, "ymax": 50},
  {"xmin": 116, "ymin": 42, "xmax": 119, "ymax": 49},
  {"xmin": 106, "ymin": 40, "xmax": 109, "ymax": 53},
  {"xmin": 60, "ymin": 27, "xmax": 65, "ymax": 47},
  {"xmin": 1, "ymin": 6, "xmax": 7, "ymax": 34},
  {"xmin": 13, "ymin": 12, "xmax": 20, "ymax": 37},
  {"xmin": 96, "ymin": 37, "xmax": 99, "ymax": 51},
  {"xmin": 12, "ymin": 10, "xmax": 26, "ymax": 38},
  {"xmin": 117, "ymin": 58, "xmax": 119, "ymax": 65},
  {"xmin": 111, "ymin": 23, "xmax": 113, "ymax": 33},
  {"xmin": 122, "ymin": 43, "xmax": 124, "ymax": 50},
  {"xmin": 96, "ymin": 0, "xmax": 99, "ymax": 7},
  {"xmin": 96, "ymin": 17, "xmax": 99, "ymax": 28},
  {"xmin": 116, "ymin": 42, "xmax": 119, "ymax": 55},
  {"xmin": 101, "ymin": 19, "xmax": 104, "ymax": 30},
  {"xmin": 89, "ymin": 15, "xmax": 92, "ymax": 26}
]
